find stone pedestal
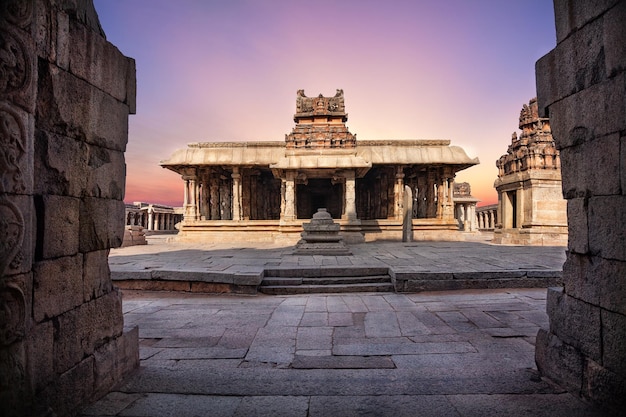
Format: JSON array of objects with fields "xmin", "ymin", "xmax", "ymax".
[
  {"xmin": 122, "ymin": 225, "xmax": 147, "ymax": 247},
  {"xmin": 294, "ymin": 209, "xmax": 351, "ymax": 255}
]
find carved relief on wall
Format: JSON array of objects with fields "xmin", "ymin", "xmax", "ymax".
[
  {"xmin": 0, "ymin": 28, "xmax": 31, "ymax": 95},
  {"xmin": 0, "ymin": 283, "xmax": 26, "ymax": 345},
  {"xmin": 0, "ymin": 0, "xmax": 33, "ymax": 29},
  {"xmin": 0, "ymin": 198, "xmax": 24, "ymax": 277},
  {"xmin": 0, "ymin": 106, "xmax": 27, "ymax": 194}
]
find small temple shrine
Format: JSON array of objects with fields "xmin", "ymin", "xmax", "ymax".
[
  {"xmin": 493, "ymin": 98, "xmax": 567, "ymax": 245},
  {"xmin": 160, "ymin": 90, "xmax": 479, "ymax": 243}
]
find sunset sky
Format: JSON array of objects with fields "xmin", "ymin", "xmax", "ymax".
[{"xmin": 93, "ymin": 0, "xmax": 556, "ymax": 208}]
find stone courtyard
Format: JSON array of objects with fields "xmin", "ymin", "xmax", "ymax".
[{"xmin": 81, "ymin": 287, "xmax": 603, "ymax": 416}]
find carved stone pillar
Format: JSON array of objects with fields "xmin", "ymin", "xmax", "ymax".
[
  {"xmin": 232, "ymin": 167, "xmax": 242, "ymax": 221},
  {"xmin": 343, "ymin": 171, "xmax": 357, "ymax": 221},
  {"xmin": 394, "ymin": 167, "xmax": 404, "ymax": 220},
  {"xmin": 283, "ymin": 172, "xmax": 296, "ymax": 221},
  {"xmin": 147, "ymin": 210, "xmax": 154, "ymax": 231},
  {"xmin": 210, "ymin": 175, "xmax": 220, "ymax": 220}
]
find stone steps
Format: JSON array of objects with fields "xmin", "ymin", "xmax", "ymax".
[{"xmin": 260, "ymin": 268, "xmax": 394, "ymax": 295}]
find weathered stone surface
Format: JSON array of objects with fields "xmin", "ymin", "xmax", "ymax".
[
  {"xmin": 546, "ymin": 288, "xmax": 601, "ymax": 362},
  {"xmin": 36, "ymin": 61, "xmax": 130, "ymax": 152},
  {"xmin": 34, "ymin": 129, "xmax": 89, "ymax": 196},
  {"xmin": 52, "ymin": 356, "xmax": 95, "ymax": 417},
  {"xmin": 564, "ymin": 255, "xmax": 626, "ymax": 315},
  {"xmin": 553, "ymin": 0, "xmax": 618, "ymax": 43},
  {"xmin": 535, "ymin": 328, "xmax": 584, "ymax": 394},
  {"xmin": 548, "ymin": 74, "xmax": 626, "ymax": 150},
  {"xmin": 560, "ymin": 133, "xmax": 621, "ymax": 198},
  {"xmin": 588, "ymin": 195, "xmax": 626, "ymax": 261},
  {"xmin": 584, "ymin": 359, "xmax": 626, "ymax": 412},
  {"xmin": 93, "ymin": 326, "xmax": 140, "ymax": 398},
  {"xmin": 67, "ymin": 17, "xmax": 133, "ymax": 104},
  {"xmin": 25, "ymin": 320, "xmax": 54, "ymax": 392},
  {"xmin": 566, "ymin": 198, "xmax": 588, "ymax": 254},
  {"xmin": 33, "ymin": 254, "xmax": 83, "ymax": 322},
  {"xmin": 0, "ymin": 104, "xmax": 35, "ymax": 194},
  {"xmin": 601, "ymin": 309, "xmax": 626, "ymax": 375},
  {"xmin": 79, "ymin": 197, "xmax": 125, "ymax": 252},
  {"xmin": 1, "ymin": 194, "xmax": 35, "ymax": 277},
  {"xmin": 38, "ymin": 194, "xmax": 80, "ymax": 259},
  {"xmin": 83, "ymin": 249, "xmax": 113, "ymax": 302}
]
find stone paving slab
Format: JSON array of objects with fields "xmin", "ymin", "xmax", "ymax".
[{"xmin": 80, "ymin": 289, "xmax": 604, "ymax": 417}]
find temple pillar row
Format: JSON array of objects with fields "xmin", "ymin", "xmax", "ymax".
[
  {"xmin": 232, "ymin": 167, "xmax": 242, "ymax": 221},
  {"xmin": 394, "ymin": 167, "xmax": 405, "ymax": 220},
  {"xmin": 344, "ymin": 170, "xmax": 357, "ymax": 221}
]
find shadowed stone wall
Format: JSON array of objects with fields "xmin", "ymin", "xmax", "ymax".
[
  {"xmin": 535, "ymin": 0, "xmax": 626, "ymax": 413},
  {"xmin": 0, "ymin": 1, "xmax": 139, "ymax": 415}
]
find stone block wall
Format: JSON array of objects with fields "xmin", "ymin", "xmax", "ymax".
[
  {"xmin": 535, "ymin": 0, "xmax": 626, "ymax": 413},
  {"xmin": 0, "ymin": 1, "xmax": 139, "ymax": 416}
]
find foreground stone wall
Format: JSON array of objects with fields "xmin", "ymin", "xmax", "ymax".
[
  {"xmin": 535, "ymin": 0, "xmax": 626, "ymax": 413},
  {"xmin": 0, "ymin": 1, "xmax": 138, "ymax": 415}
]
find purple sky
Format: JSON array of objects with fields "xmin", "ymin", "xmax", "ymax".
[{"xmin": 93, "ymin": 0, "xmax": 556, "ymax": 207}]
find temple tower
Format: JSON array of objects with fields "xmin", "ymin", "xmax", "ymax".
[{"xmin": 493, "ymin": 98, "xmax": 567, "ymax": 245}]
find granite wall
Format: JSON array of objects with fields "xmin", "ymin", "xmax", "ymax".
[
  {"xmin": 535, "ymin": 0, "xmax": 626, "ymax": 414},
  {"xmin": 0, "ymin": 1, "xmax": 139, "ymax": 415}
]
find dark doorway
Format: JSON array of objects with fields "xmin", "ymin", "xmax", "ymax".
[{"xmin": 296, "ymin": 179, "xmax": 343, "ymax": 219}]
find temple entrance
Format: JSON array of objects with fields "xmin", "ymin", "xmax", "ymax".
[{"xmin": 296, "ymin": 179, "xmax": 343, "ymax": 219}]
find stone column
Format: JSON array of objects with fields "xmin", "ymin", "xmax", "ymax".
[
  {"xmin": 232, "ymin": 167, "xmax": 242, "ymax": 221},
  {"xmin": 147, "ymin": 210, "xmax": 154, "ymax": 231},
  {"xmin": 344, "ymin": 170, "xmax": 357, "ymax": 221},
  {"xmin": 394, "ymin": 167, "xmax": 405, "ymax": 220},
  {"xmin": 210, "ymin": 176, "xmax": 220, "ymax": 220},
  {"xmin": 283, "ymin": 172, "xmax": 296, "ymax": 221}
]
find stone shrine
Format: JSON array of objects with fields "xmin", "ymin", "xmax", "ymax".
[
  {"xmin": 161, "ymin": 90, "xmax": 479, "ymax": 242},
  {"xmin": 493, "ymin": 98, "xmax": 567, "ymax": 245},
  {"xmin": 294, "ymin": 208, "xmax": 351, "ymax": 255}
]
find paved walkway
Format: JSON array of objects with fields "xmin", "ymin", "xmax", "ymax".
[{"xmin": 81, "ymin": 289, "xmax": 603, "ymax": 416}]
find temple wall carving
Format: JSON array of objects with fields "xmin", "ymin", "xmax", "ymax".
[
  {"xmin": 0, "ymin": 1, "xmax": 138, "ymax": 415},
  {"xmin": 534, "ymin": 1, "xmax": 626, "ymax": 413}
]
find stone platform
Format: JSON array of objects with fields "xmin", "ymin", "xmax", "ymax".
[{"xmin": 109, "ymin": 234, "xmax": 565, "ymax": 294}]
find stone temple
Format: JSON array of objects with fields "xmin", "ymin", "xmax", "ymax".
[
  {"xmin": 161, "ymin": 90, "xmax": 479, "ymax": 243},
  {"xmin": 493, "ymin": 98, "xmax": 567, "ymax": 245}
]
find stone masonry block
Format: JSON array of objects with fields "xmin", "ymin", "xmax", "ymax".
[
  {"xmin": 33, "ymin": 254, "xmax": 83, "ymax": 322},
  {"xmin": 26, "ymin": 320, "xmax": 54, "ymax": 393},
  {"xmin": 553, "ymin": 0, "xmax": 618, "ymax": 44},
  {"xmin": 604, "ymin": 0, "xmax": 626, "ymax": 77},
  {"xmin": 547, "ymin": 288, "xmax": 602, "ymax": 361},
  {"xmin": 36, "ymin": 61, "xmax": 130, "ymax": 152},
  {"xmin": 585, "ymin": 359, "xmax": 626, "ymax": 413},
  {"xmin": 54, "ymin": 306, "xmax": 84, "ymax": 374},
  {"xmin": 79, "ymin": 197, "xmax": 125, "ymax": 252},
  {"xmin": 83, "ymin": 249, "xmax": 113, "ymax": 302},
  {"xmin": 535, "ymin": 328, "xmax": 584, "ymax": 394},
  {"xmin": 601, "ymin": 309, "xmax": 626, "ymax": 375},
  {"xmin": 93, "ymin": 326, "xmax": 139, "ymax": 398},
  {"xmin": 67, "ymin": 17, "xmax": 134, "ymax": 105},
  {"xmin": 38, "ymin": 194, "xmax": 80, "ymax": 259},
  {"xmin": 51, "ymin": 356, "xmax": 94, "ymax": 417},
  {"xmin": 85, "ymin": 144, "xmax": 126, "ymax": 200},
  {"xmin": 34, "ymin": 129, "xmax": 89, "ymax": 197},
  {"xmin": 536, "ymin": 50, "xmax": 557, "ymax": 117},
  {"xmin": 564, "ymin": 254, "xmax": 626, "ymax": 316},
  {"xmin": 588, "ymin": 195, "xmax": 626, "ymax": 261},
  {"xmin": 548, "ymin": 73, "xmax": 626, "ymax": 150},
  {"xmin": 560, "ymin": 133, "xmax": 621, "ymax": 198},
  {"xmin": 622, "ymin": 134, "xmax": 626, "ymax": 196},
  {"xmin": 566, "ymin": 198, "xmax": 588, "ymax": 254},
  {"xmin": 93, "ymin": 288, "xmax": 125, "ymax": 346}
]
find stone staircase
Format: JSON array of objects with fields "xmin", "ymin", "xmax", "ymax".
[{"xmin": 259, "ymin": 267, "xmax": 394, "ymax": 295}]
